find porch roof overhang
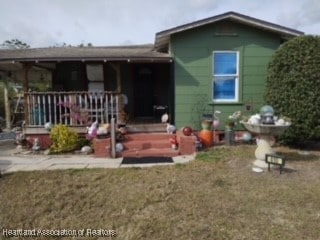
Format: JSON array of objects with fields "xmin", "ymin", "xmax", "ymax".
[
  {"xmin": 0, "ymin": 44, "xmax": 172, "ymax": 70},
  {"xmin": 155, "ymin": 11, "xmax": 304, "ymax": 52}
]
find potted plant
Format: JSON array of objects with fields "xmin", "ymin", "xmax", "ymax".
[
  {"xmin": 201, "ymin": 114, "xmax": 213, "ymax": 130},
  {"xmin": 225, "ymin": 111, "xmax": 241, "ymax": 146},
  {"xmin": 225, "ymin": 111, "xmax": 241, "ymax": 130}
]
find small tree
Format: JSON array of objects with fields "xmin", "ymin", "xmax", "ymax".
[
  {"xmin": 0, "ymin": 39, "xmax": 30, "ymax": 49},
  {"xmin": 265, "ymin": 35, "xmax": 320, "ymax": 145}
]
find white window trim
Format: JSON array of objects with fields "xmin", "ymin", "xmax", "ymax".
[{"xmin": 212, "ymin": 51, "xmax": 239, "ymax": 103}]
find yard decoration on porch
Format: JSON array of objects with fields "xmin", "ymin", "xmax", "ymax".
[
  {"xmin": 182, "ymin": 126, "xmax": 193, "ymax": 136},
  {"xmin": 166, "ymin": 123, "xmax": 177, "ymax": 134},
  {"xmin": 57, "ymin": 101, "xmax": 89, "ymax": 125},
  {"xmin": 44, "ymin": 122, "xmax": 53, "ymax": 132},
  {"xmin": 169, "ymin": 135, "xmax": 178, "ymax": 149},
  {"xmin": 161, "ymin": 113, "xmax": 177, "ymax": 134},
  {"xmin": 161, "ymin": 113, "xmax": 169, "ymax": 123},
  {"xmin": 31, "ymin": 138, "xmax": 41, "ymax": 152},
  {"xmin": 86, "ymin": 121, "xmax": 98, "ymax": 139},
  {"xmin": 80, "ymin": 145, "xmax": 93, "ymax": 154}
]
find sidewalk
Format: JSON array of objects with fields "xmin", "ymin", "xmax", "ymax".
[{"xmin": 0, "ymin": 140, "xmax": 195, "ymax": 174}]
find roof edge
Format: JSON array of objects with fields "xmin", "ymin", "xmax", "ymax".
[{"xmin": 155, "ymin": 11, "xmax": 304, "ymax": 51}]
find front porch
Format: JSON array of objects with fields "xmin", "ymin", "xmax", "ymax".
[
  {"xmin": 0, "ymin": 45, "xmax": 179, "ymax": 157},
  {"xmin": 23, "ymin": 90, "xmax": 171, "ymax": 134},
  {"xmin": 24, "ymin": 91, "xmax": 122, "ymax": 127}
]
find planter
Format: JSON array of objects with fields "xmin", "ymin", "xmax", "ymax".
[
  {"xmin": 199, "ymin": 129, "xmax": 213, "ymax": 147},
  {"xmin": 225, "ymin": 122, "xmax": 235, "ymax": 131},
  {"xmin": 224, "ymin": 129, "xmax": 235, "ymax": 146}
]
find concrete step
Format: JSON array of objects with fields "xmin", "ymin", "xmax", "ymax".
[
  {"xmin": 126, "ymin": 123, "xmax": 167, "ymax": 133},
  {"xmin": 123, "ymin": 139, "xmax": 172, "ymax": 151}
]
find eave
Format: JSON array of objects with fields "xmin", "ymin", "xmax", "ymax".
[
  {"xmin": 155, "ymin": 11, "xmax": 304, "ymax": 52},
  {"xmin": 0, "ymin": 44, "xmax": 172, "ymax": 69}
]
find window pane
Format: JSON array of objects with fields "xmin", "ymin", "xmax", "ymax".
[
  {"xmin": 86, "ymin": 64, "xmax": 104, "ymax": 81},
  {"xmin": 213, "ymin": 77, "xmax": 236, "ymax": 100},
  {"xmin": 88, "ymin": 82, "xmax": 104, "ymax": 92},
  {"xmin": 214, "ymin": 52, "xmax": 237, "ymax": 75}
]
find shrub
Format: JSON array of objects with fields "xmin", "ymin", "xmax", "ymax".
[
  {"xmin": 50, "ymin": 124, "xmax": 80, "ymax": 153},
  {"xmin": 265, "ymin": 35, "xmax": 320, "ymax": 145}
]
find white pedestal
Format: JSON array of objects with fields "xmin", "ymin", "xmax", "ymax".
[
  {"xmin": 241, "ymin": 122, "xmax": 290, "ymax": 173},
  {"xmin": 253, "ymin": 136, "xmax": 275, "ymax": 169}
]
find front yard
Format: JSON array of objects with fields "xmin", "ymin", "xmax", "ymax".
[{"xmin": 1, "ymin": 145, "xmax": 320, "ymax": 240}]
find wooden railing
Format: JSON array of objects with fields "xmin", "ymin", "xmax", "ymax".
[{"xmin": 24, "ymin": 91, "xmax": 120, "ymax": 126}]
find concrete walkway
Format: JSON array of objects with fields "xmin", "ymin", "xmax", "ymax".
[{"xmin": 0, "ymin": 140, "xmax": 195, "ymax": 174}]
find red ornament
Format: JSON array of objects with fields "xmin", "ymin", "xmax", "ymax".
[
  {"xmin": 182, "ymin": 126, "xmax": 193, "ymax": 136},
  {"xmin": 169, "ymin": 135, "xmax": 178, "ymax": 149}
]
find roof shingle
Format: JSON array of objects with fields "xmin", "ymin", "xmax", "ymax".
[{"xmin": 0, "ymin": 44, "xmax": 171, "ymax": 62}]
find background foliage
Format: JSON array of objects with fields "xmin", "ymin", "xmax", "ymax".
[
  {"xmin": 265, "ymin": 35, "xmax": 320, "ymax": 145},
  {"xmin": 0, "ymin": 38, "xmax": 30, "ymax": 49}
]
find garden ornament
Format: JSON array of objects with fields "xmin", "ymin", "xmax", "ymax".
[{"xmin": 87, "ymin": 120, "xmax": 98, "ymax": 137}]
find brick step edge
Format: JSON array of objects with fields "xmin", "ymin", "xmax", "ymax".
[
  {"xmin": 124, "ymin": 133, "xmax": 175, "ymax": 141},
  {"xmin": 121, "ymin": 148, "xmax": 179, "ymax": 158},
  {"xmin": 122, "ymin": 139, "xmax": 172, "ymax": 150}
]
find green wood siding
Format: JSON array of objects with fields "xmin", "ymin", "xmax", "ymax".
[{"xmin": 171, "ymin": 20, "xmax": 281, "ymax": 129}]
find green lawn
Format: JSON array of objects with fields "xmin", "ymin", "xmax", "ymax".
[{"xmin": 1, "ymin": 145, "xmax": 320, "ymax": 240}]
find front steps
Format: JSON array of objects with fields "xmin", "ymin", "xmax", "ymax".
[
  {"xmin": 125, "ymin": 123, "xmax": 167, "ymax": 133},
  {"xmin": 93, "ymin": 124, "xmax": 198, "ymax": 158},
  {"xmin": 121, "ymin": 133, "xmax": 179, "ymax": 158}
]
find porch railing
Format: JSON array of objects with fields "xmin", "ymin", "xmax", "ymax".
[{"xmin": 25, "ymin": 91, "xmax": 120, "ymax": 127}]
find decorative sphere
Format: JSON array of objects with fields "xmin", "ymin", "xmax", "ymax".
[
  {"xmin": 182, "ymin": 126, "xmax": 193, "ymax": 136},
  {"xmin": 213, "ymin": 120, "xmax": 220, "ymax": 129},
  {"xmin": 242, "ymin": 132, "xmax": 252, "ymax": 142},
  {"xmin": 260, "ymin": 105, "xmax": 274, "ymax": 116},
  {"xmin": 115, "ymin": 143, "xmax": 124, "ymax": 153}
]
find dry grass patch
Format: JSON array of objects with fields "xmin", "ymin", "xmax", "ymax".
[{"xmin": 1, "ymin": 145, "xmax": 320, "ymax": 239}]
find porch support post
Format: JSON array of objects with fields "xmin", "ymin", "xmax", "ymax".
[
  {"xmin": 4, "ymin": 74, "xmax": 11, "ymax": 129},
  {"xmin": 110, "ymin": 118, "xmax": 116, "ymax": 158},
  {"xmin": 23, "ymin": 63, "xmax": 31, "ymax": 125},
  {"xmin": 110, "ymin": 62, "xmax": 121, "ymax": 93},
  {"xmin": 110, "ymin": 63, "xmax": 125, "ymax": 124}
]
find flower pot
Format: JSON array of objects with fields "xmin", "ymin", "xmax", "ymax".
[
  {"xmin": 225, "ymin": 122, "xmax": 235, "ymax": 130},
  {"xmin": 225, "ymin": 129, "xmax": 235, "ymax": 146},
  {"xmin": 199, "ymin": 129, "xmax": 213, "ymax": 147}
]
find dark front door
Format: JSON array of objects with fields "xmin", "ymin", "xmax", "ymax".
[{"xmin": 134, "ymin": 67, "xmax": 154, "ymax": 117}]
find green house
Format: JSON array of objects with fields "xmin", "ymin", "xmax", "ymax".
[
  {"xmin": 0, "ymin": 12, "xmax": 303, "ymax": 132},
  {"xmin": 155, "ymin": 11, "xmax": 303, "ymax": 129}
]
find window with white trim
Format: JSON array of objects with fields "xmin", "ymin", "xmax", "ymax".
[{"xmin": 212, "ymin": 51, "xmax": 239, "ymax": 102}]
